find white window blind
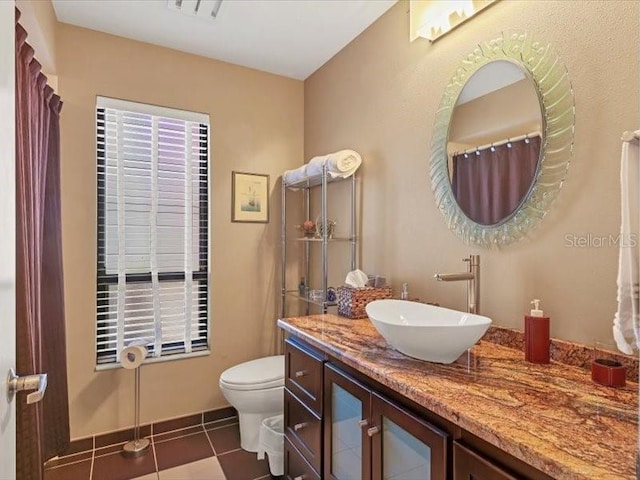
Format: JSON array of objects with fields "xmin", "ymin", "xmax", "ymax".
[{"xmin": 96, "ymin": 97, "xmax": 210, "ymax": 366}]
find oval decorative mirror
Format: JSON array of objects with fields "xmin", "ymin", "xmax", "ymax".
[{"xmin": 430, "ymin": 31, "xmax": 575, "ymax": 247}]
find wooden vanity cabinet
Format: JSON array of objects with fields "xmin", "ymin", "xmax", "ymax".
[
  {"xmin": 323, "ymin": 363, "xmax": 372, "ymax": 480},
  {"xmin": 454, "ymin": 442, "xmax": 519, "ymax": 480},
  {"xmin": 284, "ymin": 339, "xmax": 325, "ymax": 478},
  {"xmin": 284, "ymin": 437, "xmax": 321, "ymax": 480},
  {"xmin": 283, "ymin": 336, "xmax": 549, "ymax": 480},
  {"xmin": 324, "ymin": 363, "xmax": 448, "ymax": 480},
  {"xmin": 285, "ymin": 338, "xmax": 324, "ymax": 415}
]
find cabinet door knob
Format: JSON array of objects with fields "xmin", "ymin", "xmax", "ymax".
[
  {"xmin": 293, "ymin": 476, "xmax": 305, "ymax": 480},
  {"xmin": 358, "ymin": 419, "xmax": 369, "ymax": 427},
  {"xmin": 294, "ymin": 370, "xmax": 307, "ymax": 378},
  {"xmin": 294, "ymin": 422, "xmax": 307, "ymax": 431},
  {"xmin": 367, "ymin": 426, "xmax": 380, "ymax": 437}
]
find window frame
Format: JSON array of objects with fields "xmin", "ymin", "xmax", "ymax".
[{"xmin": 95, "ymin": 100, "xmax": 210, "ymax": 367}]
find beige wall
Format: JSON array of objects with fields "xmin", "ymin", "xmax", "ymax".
[
  {"xmin": 57, "ymin": 24, "xmax": 303, "ymax": 439},
  {"xmin": 449, "ymin": 79, "xmax": 542, "ymax": 146},
  {"xmin": 16, "ymin": 0, "xmax": 57, "ymax": 75},
  {"xmin": 305, "ymin": 0, "xmax": 639, "ymax": 345}
]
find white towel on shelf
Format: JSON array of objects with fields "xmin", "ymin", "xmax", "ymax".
[
  {"xmin": 305, "ymin": 149, "xmax": 362, "ymax": 178},
  {"xmin": 282, "ymin": 164, "xmax": 307, "ymax": 186},
  {"xmin": 613, "ymin": 131, "xmax": 640, "ymax": 354}
]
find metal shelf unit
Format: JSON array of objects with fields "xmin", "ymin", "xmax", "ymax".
[{"xmin": 281, "ymin": 165, "xmax": 357, "ymax": 316}]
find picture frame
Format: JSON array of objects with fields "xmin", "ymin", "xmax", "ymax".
[{"xmin": 231, "ymin": 171, "xmax": 270, "ymax": 223}]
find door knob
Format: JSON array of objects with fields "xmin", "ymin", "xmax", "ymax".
[
  {"xmin": 358, "ymin": 419, "xmax": 369, "ymax": 427},
  {"xmin": 367, "ymin": 426, "xmax": 380, "ymax": 437},
  {"xmin": 7, "ymin": 368, "xmax": 48, "ymax": 404}
]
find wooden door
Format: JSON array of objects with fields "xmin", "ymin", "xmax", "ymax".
[
  {"xmin": 324, "ymin": 363, "xmax": 372, "ymax": 480},
  {"xmin": 371, "ymin": 392, "xmax": 448, "ymax": 480}
]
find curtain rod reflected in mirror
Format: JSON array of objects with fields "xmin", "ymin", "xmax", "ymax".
[
  {"xmin": 429, "ymin": 31, "xmax": 575, "ymax": 248},
  {"xmin": 453, "ymin": 131, "xmax": 540, "ymax": 157}
]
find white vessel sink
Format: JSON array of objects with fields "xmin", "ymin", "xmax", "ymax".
[{"xmin": 365, "ymin": 299, "xmax": 492, "ymax": 364}]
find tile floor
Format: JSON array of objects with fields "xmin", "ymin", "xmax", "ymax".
[{"xmin": 44, "ymin": 417, "xmax": 278, "ymax": 480}]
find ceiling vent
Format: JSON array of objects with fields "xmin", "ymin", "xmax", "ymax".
[{"xmin": 167, "ymin": 0, "xmax": 223, "ymax": 20}]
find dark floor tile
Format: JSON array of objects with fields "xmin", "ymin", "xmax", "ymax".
[
  {"xmin": 217, "ymin": 449, "xmax": 271, "ymax": 480},
  {"xmin": 94, "ymin": 442, "xmax": 130, "ymax": 458},
  {"xmin": 63, "ymin": 437, "xmax": 94, "ymax": 456},
  {"xmin": 154, "ymin": 431, "xmax": 215, "ymax": 471},
  {"xmin": 205, "ymin": 423, "xmax": 241, "ymax": 455},
  {"xmin": 45, "ymin": 450, "xmax": 93, "ymax": 469},
  {"xmin": 203, "ymin": 406, "xmax": 237, "ymax": 424},
  {"xmin": 154, "ymin": 424, "xmax": 204, "ymax": 443},
  {"xmin": 153, "ymin": 413, "xmax": 202, "ymax": 435},
  {"xmin": 95, "ymin": 425, "xmax": 152, "ymax": 448},
  {"xmin": 204, "ymin": 416, "xmax": 239, "ymax": 430},
  {"xmin": 44, "ymin": 460, "xmax": 92, "ymax": 480},
  {"xmin": 92, "ymin": 449, "xmax": 156, "ymax": 480}
]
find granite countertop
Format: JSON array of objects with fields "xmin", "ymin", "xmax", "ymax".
[{"xmin": 277, "ymin": 314, "xmax": 638, "ymax": 480}]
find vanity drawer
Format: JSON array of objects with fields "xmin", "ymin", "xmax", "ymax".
[
  {"xmin": 285, "ymin": 390, "xmax": 322, "ymax": 473},
  {"xmin": 285, "ymin": 437, "xmax": 320, "ymax": 480},
  {"xmin": 454, "ymin": 442, "xmax": 519, "ymax": 480},
  {"xmin": 285, "ymin": 339, "xmax": 324, "ymax": 415}
]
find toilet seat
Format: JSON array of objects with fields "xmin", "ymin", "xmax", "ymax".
[{"xmin": 219, "ymin": 355, "xmax": 284, "ymax": 391}]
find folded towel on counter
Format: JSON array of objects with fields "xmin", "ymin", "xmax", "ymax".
[
  {"xmin": 305, "ymin": 149, "xmax": 362, "ymax": 178},
  {"xmin": 613, "ymin": 132, "xmax": 640, "ymax": 354}
]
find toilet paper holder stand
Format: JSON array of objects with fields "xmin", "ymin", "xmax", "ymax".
[{"xmin": 122, "ymin": 346, "xmax": 151, "ymax": 458}]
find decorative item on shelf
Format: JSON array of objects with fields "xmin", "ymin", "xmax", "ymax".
[
  {"xmin": 591, "ymin": 341, "xmax": 626, "ymax": 388},
  {"xmin": 337, "ymin": 286, "xmax": 393, "ymax": 319},
  {"xmin": 315, "ymin": 217, "xmax": 336, "ymax": 239},
  {"xmin": 326, "ymin": 287, "xmax": 337, "ymax": 303},
  {"xmin": 308, "ymin": 289, "xmax": 324, "ymax": 303},
  {"xmin": 298, "ymin": 220, "xmax": 316, "ymax": 237}
]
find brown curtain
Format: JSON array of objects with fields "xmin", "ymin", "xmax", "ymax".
[
  {"xmin": 15, "ymin": 9, "xmax": 69, "ymax": 480},
  {"xmin": 452, "ymin": 136, "xmax": 540, "ymax": 225}
]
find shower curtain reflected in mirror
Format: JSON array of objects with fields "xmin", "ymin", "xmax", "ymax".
[{"xmin": 452, "ymin": 136, "xmax": 540, "ymax": 226}]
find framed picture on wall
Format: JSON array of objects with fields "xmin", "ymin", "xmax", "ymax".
[{"xmin": 231, "ymin": 171, "xmax": 270, "ymax": 223}]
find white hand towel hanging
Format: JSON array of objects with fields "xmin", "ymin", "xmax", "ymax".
[{"xmin": 613, "ymin": 130, "xmax": 640, "ymax": 354}]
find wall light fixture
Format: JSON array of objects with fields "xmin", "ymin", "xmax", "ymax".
[{"xmin": 410, "ymin": 0, "xmax": 498, "ymax": 42}]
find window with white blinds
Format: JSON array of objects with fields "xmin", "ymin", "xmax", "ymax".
[{"xmin": 96, "ymin": 96, "xmax": 210, "ymax": 366}]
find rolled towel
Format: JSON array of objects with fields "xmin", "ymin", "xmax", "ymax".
[
  {"xmin": 283, "ymin": 164, "xmax": 308, "ymax": 186},
  {"xmin": 306, "ymin": 149, "xmax": 362, "ymax": 178}
]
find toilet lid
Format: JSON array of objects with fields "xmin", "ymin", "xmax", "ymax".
[{"xmin": 219, "ymin": 355, "xmax": 284, "ymax": 391}]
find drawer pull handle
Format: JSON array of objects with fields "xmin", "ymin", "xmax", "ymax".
[
  {"xmin": 358, "ymin": 419, "xmax": 369, "ymax": 427},
  {"xmin": 367, "ymin": 426, "xmax": 380, "ymax": 437},
  {"xmin": 294, "ymin": 370, "xmax": 307, "ymax": 378},
  {"xmin": 294, "ymin": 422, "xmax": 308, "ymax": 431},
  {"xmin": 293, "ymin": 476, "xmax": 305, "ymax": 480}
]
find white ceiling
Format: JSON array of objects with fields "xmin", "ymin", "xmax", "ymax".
[
  {"xmin": 456, "ymin": 60, "xmax": 526, "ymax": 105},
  {"xmin": 52, "ymin": 0, "xmax": 397, "ymax": 80}
]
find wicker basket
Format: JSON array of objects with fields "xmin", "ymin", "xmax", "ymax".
[{"xmin": 337, "ymin": 286, "xmax": 393, "ymax": 319}]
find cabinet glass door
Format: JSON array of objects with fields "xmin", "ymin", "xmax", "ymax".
[
  {"xmin": 324, "ymin": 364, "xmax": 371, "ymax": 480},
  {"xmin": 372, "ymin": 393, "xmax": 448, "ymax": 480}
]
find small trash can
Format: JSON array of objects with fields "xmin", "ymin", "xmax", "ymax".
[{"xmin": 257, "ymin": 414, "xmax": 284, "ymax": 476}]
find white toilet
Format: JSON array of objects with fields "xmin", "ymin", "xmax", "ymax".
[{"xmin": 219, "ymin": 355, "xmax": 285, "ymax": 452}]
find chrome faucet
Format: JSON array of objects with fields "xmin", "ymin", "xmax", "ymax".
[{"xmin": 434, "ymin": 255, "xmax": 480, "ymax": 314}]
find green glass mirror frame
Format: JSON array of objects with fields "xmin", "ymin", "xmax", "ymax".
[{"xmin": 430, "ymin": 31, "xmax": 575, "ymax": 248}]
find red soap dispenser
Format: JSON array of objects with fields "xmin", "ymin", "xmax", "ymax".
[{"xmin": 524, "ymin": 299, "xmax": 550, "ymax": 364}]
